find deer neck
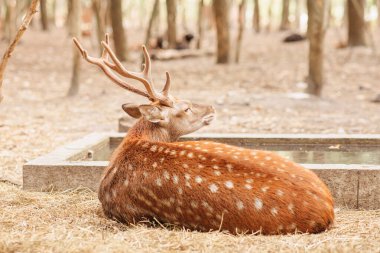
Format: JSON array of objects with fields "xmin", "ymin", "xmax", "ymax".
[{"xmin": 125, "ymin": 118, "xmax": 176, "ymax": 143}]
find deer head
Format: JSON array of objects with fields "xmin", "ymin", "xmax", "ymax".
[{"xmin": 73, "ymin": 34, "xmax": 215, "ymax": 141}]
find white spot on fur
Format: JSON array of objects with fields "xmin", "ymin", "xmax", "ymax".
[
  {"xmin": 183, "ymin": 163, "xmax": 189, "ymax": 169},
  {"xmin": 179, "ymin": 150, "xmax": 186, "ymax": 156},
  {"xmin": 213, "ymin": 165, "xmax": 219, "ymax": 170},
  {"xmin": 198, "ymin": 164, "xmax": 204, "ymax": 169},
  {"xmin": 225, "ymin": 181, "xmax": 234, "ymax": 189},
  {"xmin": 156, "ymin": 178, "xmax": 162, "ymax": 187},
  {"xmin": 163, "ymin": 170, "xmax": 170, "ymax": 180},
  {"xmin": 276, "ymin": 189, "xmax": 284, "ymax": 197},
  {"xmin": 178, "ymin": 187, "xmax": 183, "ymax": 194},
  {"xmin": 271, "ymin": 207, "xmax": 278, "ymax": 216},
  {"xmin": 288, "ymin": 203, "xmax": 295, "ymax": 214},
  {"xmin": 214, "ymin": 170, "xmax": 221, "ymax": 176},
  {"xmin": 236, "ymin": 200, "xmax": 244, "ymax": 210},
  {"xmin": 254, "ymin": 198, "xmax": 263, "ymax": 210},
  {"xmin": 261, "ymin": 186, "xmax": 269, "ymax": 192},
  {"xmin": 265, "ymin": 156, "xmax": 272, "ymax": 161},
  {"xmin": 158, "ymin": 146, "xmax": 164, "ymax": 152},
  {"xmin": 187, "ymin": 152, "xmax": 194, "ymax": 158},
  {"xmin": 245, "ymin": 184, "xmax": 252, "ymax": 190},
  {"xmin": 191, "ymin": 201, "xmax": 198, "ymax": 208},
  {"xmin": 246, "ymin": 179, "xmax": 253, "ymax": 183},
  {"xmin": 124, "ymin": 179, "xmax": 129, "ymax": 187},
  {"xmin": 173, "ymin": 175, "xmax": 179, "ymax": 184},
  {"xmin": 128, "ymin": 164, "xmax": 133, "ymax": 170},
  {"xmin": 152, "ymin": 162, "xmax": 157, "ymax": 168},
  {"xmin": 150, "ymin": 145, "xmax": 157, "ymax": 152},
  {"xmin": 184, "ymin": 173, "xmax": 191, "ymax": 180},
  {"xmin": 195, "ymin": 176, "xmax": 203, "ymax": 184},
  {"xmin": 170, "ymin": 150, "xmax": 177, "ymax": 156},
  {"xmin": 209, "ymin": 184, "xmax": 219, "ymax": 193}
]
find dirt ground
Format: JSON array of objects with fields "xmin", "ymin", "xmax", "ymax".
[{"xmin": 0, "ymin": 28, "xmax": 380, "ymax": 252}]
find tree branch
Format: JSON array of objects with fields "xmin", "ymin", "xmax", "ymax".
[{"xmin": 0, "ymin": 0, "xmax": 40, "ymax": 103}]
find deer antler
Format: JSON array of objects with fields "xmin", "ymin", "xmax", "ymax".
[{"xmin": 73, "ymin": 34, "xmax": 173, "ymax": 107}]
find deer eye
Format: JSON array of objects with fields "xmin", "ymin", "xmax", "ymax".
[{"xmin": 184, "ymin": 107, "xmax": 191, "ymax": 113}]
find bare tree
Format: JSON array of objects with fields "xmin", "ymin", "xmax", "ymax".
[
  {"xmin": 145, "ymin": 0, "xmax": 160, "ymax": 47},
  {"xmin": 306, "ymin": 0, "xmax": 329, "ymax": 96},
  {"xmin": 213, "ymin": 0, "xmax": 230, "ymax": 64},
  {"xmin": 280, "ymin": 0, "xmax": 290, "ymax": 30},
  {"xmin": 40, "ymin": 0, "xmax": 49, "ymax": 31},
  {"xmin": 378, "ymin": 0, "xmax": 380, "ymax": 27},
  {"xmin": 4, "ymin": 0, "xmax": 17, "ymax": 41},
  {"xmin": 235, "ymin": 0, "xmax": 246, "ymax": 63},
  {"xmin": 92, "ymin": 0, "xmax": 106, "ymax": 54},
  {"xmin": 295, "ymin": 0, "xmax": 301, "ymax": 30},
  {"xmin": 347, "ymin": 0, "xmax": 367, "ymax": 46},
  {"xmin": 0, "ymin": 0, "xmax": 39, "ymax": 103},
  {"xmin": 252, "ymin": 0, "xmax": 260, "ymax": 33},
  {"xmin": 166, "ymin": 0, "xmax": 177, "ymax": 48},
  {"xmin": 196, "ymin": 0, "xmax": 204, "ymax": 49},
  {"xmin": 110, "ymin": 0, "xmax": 127, "ymax": 61},
  {"xmin": 67, "ymin": 0, "xmax": 82, "ymax": 96}
]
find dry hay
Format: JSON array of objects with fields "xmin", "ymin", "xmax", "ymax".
[{"xmin": 0, "ymin": 182, "xmax": 379, "ymax": 253}]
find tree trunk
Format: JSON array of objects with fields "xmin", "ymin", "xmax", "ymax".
[
  {"xmin": 4, "ymin": 0, "xmax": 17, "ymax": 42},
  {"xmin": 266, "ymin": 0, "xmax": 273, "ymax": 32},
  {"xmin": 92, "ymin": 0, "xmax": 105, "ymax": 54},
  {"xmin": 51, "ymin": 0, "xmax": 57, "ymax": 25},
  {"xmin": 40, "ymin": 0, "xmax": 49, "ymax": 31},
  {"xmin": 280, "ymin": 0, "xmax": 290, "ymax": 30},
  {"xmin": 252, "ymin": 0, "xmax": 260, "ymax": 33},
  {"xmin": 196, "ymin": 0, "xmax": 204, "ymax": 49},
  {"xmin": 213, "ymin": 0, "xmax": 230, "ymax": 64},
  {"xmin": 67, "ymin": 0, "xmax": 82, "ymax": 96},
  {"xmin": 145, "ymin": 0, "xmax": 160, "ymax": 47},
  {"xmin": 378, "ymin": 0, "xmax": 380, "ymax": 27},
  {"xmin": 295, "ymin": 0, "xmax": 301, "ymax": 30},
  {"xmin": 306, "ymin": 0, "xmax": 329, "ymax": 96},
  {"xmin": 347, "ymin": 0, "xmax": 367, "ymax": 46},
  {"xmin": 166, "ymin": 0, "xmax": 177, "ymax": 48},
  {"xmin": 235, "ymin": 0, "xmax": 246, "ymax": 63},
  {"xmin": 110, "ymin": 0, "xmax": 128, "ymax": 61}
]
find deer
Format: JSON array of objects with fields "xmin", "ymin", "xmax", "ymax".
[{"xmin": 73, "ymin": 34, "xmax": 335, "ymax": 235}]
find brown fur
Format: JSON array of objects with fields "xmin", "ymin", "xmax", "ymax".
[{"xmin": 98, "ymin": 119, "xmax": 334, "ymax": 235}]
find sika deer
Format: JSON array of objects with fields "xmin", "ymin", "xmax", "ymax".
[{"xmin": 73, "ymin": 35, "xmax": 334, "ymax": 235}]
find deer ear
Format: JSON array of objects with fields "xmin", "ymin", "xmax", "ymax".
[
  {"xmin": 122, "ymin": 103, "xmax": 142, "ymax": 119},
  {"xmin": 138, "ymin": 104, "xmax": 166, "ymax": 123}
]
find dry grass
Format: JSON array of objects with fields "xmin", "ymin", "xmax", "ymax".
[
  {"xmin": 1, "ymin": 28, "xmax": 380, "ymax": 252},
  {"xmin": 0, "ymin": 182, "xmax": 379, "ymax": 253}
]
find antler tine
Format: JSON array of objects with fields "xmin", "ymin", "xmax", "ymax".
[
  {"xmin": 101, "ymin": 41, "xmax": 158, "ymax": 101},
  {"xmin": 101, "ymin": 33, "xmax": 111, "ymax": 59},
  {"xmin": 162, "ymin": 72, "xmax": 171, "ymax": 97},
  {"xmin": 72, "ymin": 37, "xmax": 150, "ymax": 99},
  {"xmin": 141, "ymin": 45, "xmax": 152, "ymax": 79}
]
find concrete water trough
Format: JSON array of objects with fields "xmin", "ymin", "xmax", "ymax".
[{"xmin": 23, "ymin": 132, "xmax": 380, "ymax": 210}]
